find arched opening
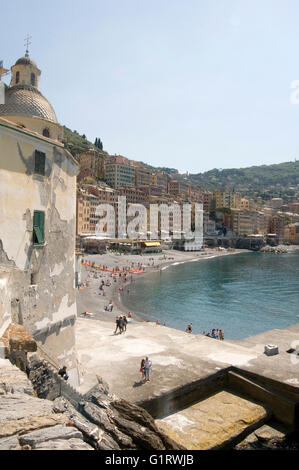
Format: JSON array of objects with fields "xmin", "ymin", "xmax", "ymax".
[
  {"xmin": 42, "ymin": 128, "xmax": 50, "ymax": 138},
  {"xmin": 31, "ymin": 73, "xmax": 36, "ymax": 86},
  {"xmin": 16, "ymin": 71, "xmax": 20, "ymax": 84}
]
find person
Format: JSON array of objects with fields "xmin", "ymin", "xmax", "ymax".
[
  {"xmin": 119, "ymin": 316, "xmax": 124, "ymax": 333},
  {"xmin": 140, "ymin": 358, "xmax": 145, "ymax": 381},
  {"xmin": 127, "ymin": 312, "xmax": 133, "ymax": 323},
  {"xmin": 186, "ymin": 323, "xmax": 192, "ymax": 334},
  {"xmin": 83, "ymin": 311, "xmax": 93, "ymax": 317},
  {"xmin": 58, "ymin": 366, "xmax": 69, "ymax": 381},
  {"xmin": 114, "ymin": 316, "xmax": 121, "ymax": 334},
  {"xmin": 123, "ymin": 315, "xmax": 128, "ymax": 332},
  {"xmin": 219, "ymin": 329, "xmax": 224, "ymax": 340},
  {"xmin": 144, "ymin": 357, "xmax": 152, "ymax": 382}
]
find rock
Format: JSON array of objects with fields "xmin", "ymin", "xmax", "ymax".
[
  {"xmin": 111, "ymin": 399, "xmax": 184, "ymax": 450},
  {"xmin": 33, "ymin": 438, "xmax": 94, "ymax": 450},
  {"xmin": 81, "ymin": 401, "xmax": 134, "ymax": 448},
  {"xmin": 254, "ymin": 424, "xmax": 286, "ymax": 441},
  {"xmin": 0, "ymin": 355, "xmax": 188, "ymax": 450},
  {"xmin": 0, "ymin": 360, "xmax": 34, "ymax": 395},
  {"xmin": 53, "ymin": 397, "xmax": 101, "ymax": 449},
  {"xmin": 96, "ymin": 429, "xmax": 121, "ymax": 450},
  {"xmin": 0, "ymin": 393, "xmax": 54, "ymax": 424},
  {"xmin": 0, "ymin": 435, "xmax": 21, "ymax": 450},
  {"xmin": 19, "ymin": 424, "xmax": 83, "ymax": 447},
  {"xmin": 3, "ymin": 324, "xmax": 37, "ymax": 352},
  {"xmin": 0, "ymin": 414, "xmax": 68, "ymax": 439}
]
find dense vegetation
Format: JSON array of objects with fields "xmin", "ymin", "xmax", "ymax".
[
  {"xmin": 188, "ymin": 161, "xmax": 299, "ymax": 201},
  {"xmin": 62, "ymin": 127, "xmax": 108, "ymax": 160}
]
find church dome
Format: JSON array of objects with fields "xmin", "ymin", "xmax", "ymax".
[
  {"xmin": 0, "ymin": 84, "xmax": 58, "ymax": 124},
  {"xmin": 15, "ymin": 56, "xmax": 37, "ymax": 67}
]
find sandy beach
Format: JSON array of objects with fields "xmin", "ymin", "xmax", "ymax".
[{"xmin": 76, "ymin": 247, "xmax": 248, "ymax": 327}]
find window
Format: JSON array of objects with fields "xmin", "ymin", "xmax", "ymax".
[
  {"xmin": 34, "ymin": 150, "xmax": 46, "ymax": 175},
  {"xmin": 16, "ymin": 71, "xmax": 20, "ymax": 84},
  {"xmin": 33, "ymin": 211, "xmax": 45, "ymax": 245},
  {"xmin": 42, "ymin": 128, "xmax": 50, "ymax": 138},
  {"xmin": 31, "ymin": 73, "xmax": 35, "ymax": 86},
  {"xmin": 30, "ymin": 272, "xmax": 38, "ymax": 285}
]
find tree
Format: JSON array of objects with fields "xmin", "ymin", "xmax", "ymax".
[{"xmin": 94, "ymin": 137, "xmax": 103, "ymax": 150}]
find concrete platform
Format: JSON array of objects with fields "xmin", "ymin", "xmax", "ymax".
[
  {"xmin": 227, "ymin": 325, "xmax": 299, "ymax": 388},
  {"xmin": 75, "ymin": 318, "xmax": 299, "ymax": 405}
]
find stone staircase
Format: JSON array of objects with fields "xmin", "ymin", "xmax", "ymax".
[{"xmin": 28, "ymin": 350, "xmax": 86, "ymax": 408}]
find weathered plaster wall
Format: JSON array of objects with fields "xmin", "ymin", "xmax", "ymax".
[
  {"xmin": 0, "ymin": 125, "xmax": 79, "ymax": 385},
  {"xmin": 1, "ymin": 115, "xmax": 63, "ymax": 141}
]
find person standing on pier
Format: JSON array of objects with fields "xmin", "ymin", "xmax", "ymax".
[{"xmin": 144, "ymin": 357, "xmax": 152, "ymax": 382}]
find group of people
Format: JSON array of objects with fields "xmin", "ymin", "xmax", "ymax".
[
  {"xmin": 204, "ymin": 328, "xmax": 224, "ymax": 340},
  {"xmin": 114, "ymin": 315, "xmax": 128, "ymax": 334},
  {"xmin": 185, "ymin": 323, "xmax": 224, "ymax": 340},
  {"xmin": 139, "ymin": 356, "xmax": 152, "ymax": 383},
  {"xmin": 104, "ymin": 302, "xmax": 114, "ymax": 312}
]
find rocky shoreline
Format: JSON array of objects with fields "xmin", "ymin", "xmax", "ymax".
[{"xmin": 0, "ymin": 354, "xmax": 182, "ymax": 450}]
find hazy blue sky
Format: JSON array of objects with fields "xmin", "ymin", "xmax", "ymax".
[{"xmin": 2, "ymin": 0, "xmax": 299, "ymax": 172}]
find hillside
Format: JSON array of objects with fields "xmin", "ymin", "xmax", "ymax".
[
  {"xmin": 188, "ymin": 161, "xmax": 299, "ymax": 200},
  {"xmin": 61, "ymin": 126, "xmax": 299, "ymax": 201},
  {"xmin": 62, "ymin": 127, "xmax": 108, "ymax": 160}
]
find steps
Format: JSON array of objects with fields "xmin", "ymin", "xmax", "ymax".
[{"xmin": 227, "ymin": 370, "xmax": 298, "ymax": 428}]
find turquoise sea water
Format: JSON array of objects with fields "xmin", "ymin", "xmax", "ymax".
[{"xmin": 122, "ymin": 251, "xmax": 299, "ymax": 340}]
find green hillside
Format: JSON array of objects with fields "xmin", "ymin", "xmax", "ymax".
[
  {"xmin": 62, "ymin": 126, "xmax": 108, "ymax": 160},
  {"xmin": 61, "ymin": 126, "xmax": 299, "ymax": 202},
  {"xmin": 188, "ymin": 161, "xmax": 299, "ymax": 200}
]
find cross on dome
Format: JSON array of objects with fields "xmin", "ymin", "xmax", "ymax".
[{"xmin": 24, "ymin": 34, "xmax": 32, "ymax": 57}]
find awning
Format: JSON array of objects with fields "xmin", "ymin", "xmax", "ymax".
[{"xmin": 143, "ymin": 241, "xmax": 161, "ymax": 247}]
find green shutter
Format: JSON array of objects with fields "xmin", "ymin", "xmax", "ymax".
[{"xmin": 33, "ymin": 211, "xmax": 45, "ymax": 245}]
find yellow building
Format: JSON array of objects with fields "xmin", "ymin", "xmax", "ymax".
[
  {"xmin": 79, "ymin": 149, "xmax": 105, "ymax": 180},
  {"xmin": 284, "ymin": 223, "xmax": 299, "ymax": 244},
  {"xmin": 214, "ymin": 190, "xmax": 241, "ymax": 210},
  {"xmin": 134, "ymin": 165, "xmax": 153, "ymax": 187}
]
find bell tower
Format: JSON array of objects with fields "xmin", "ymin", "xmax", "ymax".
[{"xmin": 10, "ymin": 35, "xmax": 41, "ymax": 88}]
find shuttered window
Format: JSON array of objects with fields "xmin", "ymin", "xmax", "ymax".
[
  {"xmin": 34, "ymin": 150, "xmax": 46, "ymax": 175},
  {"xmin": 33, "ymin": 210, "xmax": 45, "ymax": 245}
]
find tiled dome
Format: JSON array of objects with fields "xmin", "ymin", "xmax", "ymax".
[{"xmin": 0, "ymin": 84, "xmax": 58, "ymax": 124}]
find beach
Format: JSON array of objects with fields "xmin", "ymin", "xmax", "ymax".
[
  {"xmin": 75, "ymin": 246, "xmax": 299, "ymax": 439},
  {"xmin": 76, "ymin": 247, "xmax": 248, "ymax": 326}
]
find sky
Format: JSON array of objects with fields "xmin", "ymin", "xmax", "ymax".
[{"xmin": 1, "ymin": 0, "xmax": 299, "ymax": 173}]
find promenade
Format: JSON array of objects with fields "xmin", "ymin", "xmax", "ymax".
[{"xmin": 75, "ymin": 317, "xmax": 299, "ymax": 404}]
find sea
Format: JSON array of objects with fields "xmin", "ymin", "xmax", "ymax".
[{"xmin": 122, "ymin": 251, "xmax": 299, "ymax": 340}]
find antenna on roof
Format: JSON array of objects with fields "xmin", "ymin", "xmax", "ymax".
[{"xmin": 24, "ymin": 34, "xmax": 32, "ymax": 57}]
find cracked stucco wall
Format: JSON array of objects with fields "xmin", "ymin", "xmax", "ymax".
[{"xmin": 0, "ymin": 125, "xmax": 79, "ymax": 385}]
